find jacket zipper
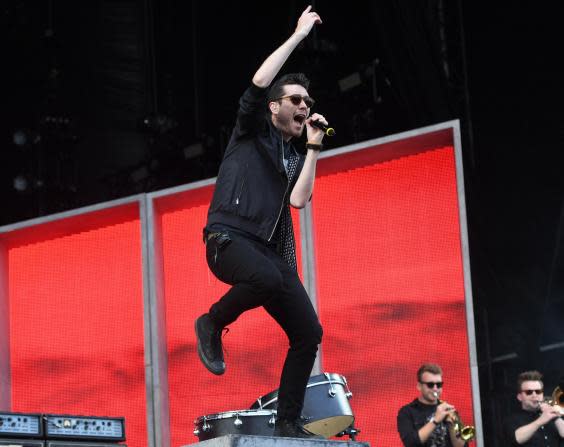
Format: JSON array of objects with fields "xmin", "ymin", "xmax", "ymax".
[
  {"xmin": 268, "ymin": 135, "xmax": 289, "ymax": 241},
  {"xmin": 235, "ymin": 177, "xmax": 246, "ymax": 205},
  {"xmin": 235, "ymin": 163, "xmax": 248, "ymax": 205}
]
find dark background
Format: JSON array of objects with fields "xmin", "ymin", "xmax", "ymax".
[{"xmin": 1, "ymin": 1, "xmax": 563, "ymax": 444}]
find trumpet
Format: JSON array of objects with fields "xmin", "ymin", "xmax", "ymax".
[
  {"xmin": 451, "ymin": 411, "xmax": 476, "ymax": 442},
  {"xmin": 541, "ymin": 386, "xmax": 564, "ymax": 415},
  {"xmin": 433, "ymin": 392, "xmax": 476, "ymax": 442}
]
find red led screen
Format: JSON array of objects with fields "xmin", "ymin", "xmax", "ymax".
[
  {"xmin": 313, "ymin": 146, "xmax": 474, "ymax": 446},
  {"xmin": 6, "ymin": 208, "xmax": 147, "ymax": 447},
  {"xmin": 2, "ymin": 131, "xmax": 475, "ymax": 447},
  {"xmin": 158, "ymin": 187, "xmax": 303, "ymax": 447}
]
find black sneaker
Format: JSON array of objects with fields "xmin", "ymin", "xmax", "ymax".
[
  {"xmin": 195, "ymin": 314, "xmax": 226, "ymax": 375},
  {"xmin": 273, "ymin": 419, "xmax": 324, "ymax": 439}
]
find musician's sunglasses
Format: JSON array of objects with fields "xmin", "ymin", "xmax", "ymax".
[
  {"xmin": 420, "ymin": 381, "xmax": 443, "ymax": 389},
  {"xmin": 521, "ymin": 389, "xmax": 543, "ymax": 395},
  {"xmin": 275, "ymin": 94, "xmax": 315, "ymax": 108}
]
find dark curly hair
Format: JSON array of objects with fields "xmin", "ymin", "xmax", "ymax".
[{"xmin": 267, "ymin": 73, "xmax": 311, "ymax": 105}]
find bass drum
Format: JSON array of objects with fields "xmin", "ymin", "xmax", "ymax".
[
  {"xmin": 193, "ymin": 409, "xmax": 277, "ymax": 441},
  {"xmin": 251, "ymin": 372, "xmax": 354, "ymax": 438}
]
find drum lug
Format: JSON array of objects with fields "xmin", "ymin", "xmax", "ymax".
[
  {"xmin": 234, "ymin": 413, "xmax": 243, "ymax": 428},
  {"xmin": 268, "ymin": 414, "xmax": 276, "ymax": 427},
  {"xmin": 325, "ymin": 372, "xmax": 337, "ymax": 397},
  {"xmin": 202, "ymin": 417, "xmax": 211, "ymax": 432},
  {"xmin": 343, "ymin": 376, "xmax": 353, "ymax": 399}
]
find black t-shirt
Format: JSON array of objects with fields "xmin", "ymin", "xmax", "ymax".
[
  {"xmin": 503, "ymin": 408, "xmax": 563, "ymax": 446},
  {"xmin": 397, "ymin": 399, "xmax": 456, "ymax": 447}
]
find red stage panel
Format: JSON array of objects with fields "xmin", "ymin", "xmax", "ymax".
[
  {"xmin": 313, "ymin": 146, "xmax": 474, "ymax": 446},
  {"xmin": 7, "ymin": 209, "xmax": 147, "ymax": 447},
  {"xmin": 157, "ymin": 187, "xmax": 303, "ymax": 447}
]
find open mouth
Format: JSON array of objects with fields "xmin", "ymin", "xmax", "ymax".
[{"xmin": 293, "ymin": 114, "xmax": 306, "ymax": 125}]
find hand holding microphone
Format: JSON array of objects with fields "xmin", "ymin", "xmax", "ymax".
[
  {"xmin": 307, "ymin": 113, "xmax": 335, "ymax": 137},
  {"xmin": 311, "ymin": 119, "xmax": 335, "ymax": 136}
]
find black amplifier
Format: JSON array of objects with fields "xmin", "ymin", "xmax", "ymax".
[
  {"xmin": 0, "ymin": 440, "xmax": 44, "ymax": 447},
  {"xmin": 0, "ymin": 413, "xmax": 43, "ymax": 439},
  {"xmin": 43, "ymin": 416, "xmax": 125, "ymax": 442},
  {"xmin": 46, "ymin": 443, "xmax": 125, "ymax": 447}
]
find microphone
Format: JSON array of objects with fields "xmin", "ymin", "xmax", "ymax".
[{"xmin": 311, "ymin": 120, "xmax": 336, "ymax": 137}]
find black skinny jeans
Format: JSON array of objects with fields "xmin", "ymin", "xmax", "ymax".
[{"xmin": 205, "ymin": 231, "xmax": 323, "ymax": 422}]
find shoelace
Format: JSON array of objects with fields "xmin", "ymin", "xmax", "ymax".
[{"xmin": 212, "ymin": 327, "xmax": 229, "ymax": 360}]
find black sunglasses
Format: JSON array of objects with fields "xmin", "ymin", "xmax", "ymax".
[
  {"xmin": 522, "ymin": 389, "xmax": 543, "ymax": 395},
  {"xmin": 276, "ymin": 94, "xmax": 315, "ymax": 108},
  {"xmin": 420, "ymin": 381, "xmax": 443, "ymax": 389}
]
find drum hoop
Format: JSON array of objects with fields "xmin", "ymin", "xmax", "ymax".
[
  {"xmin": 256, "ymin": 379, "xmax": 347, "ymax": 408},
  {"xmin": 306, "ymin": 379, "xmax": 347, "ymax": 388},
  {"xmin": 196, "ymin": 409, "xmax": 276, "ymax": 423},
  {"xmin": 312, "ymin": 372, "xmax": 347, "ymax": 381}
]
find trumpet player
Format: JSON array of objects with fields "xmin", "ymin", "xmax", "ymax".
[
  {"xmin": 503, "ymin": 370, "xmax": 564, "ymax": 446},
  {"xmin": 397, "ymin": 363, "xmax": 468, "ymax": 447}
]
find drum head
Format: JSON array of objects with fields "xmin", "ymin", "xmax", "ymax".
[{"xmin": 304, "ymin": 415, "xmax": 354, "ymax": 438}]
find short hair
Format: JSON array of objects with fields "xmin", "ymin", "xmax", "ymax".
[
  {"xmin": 267, "ymin": 73, "xmax": 311, "ymax": 104},
  {"xmin": 517, "ymin": 370, "xmax": 543, "ymax": 392},
  {"xmin": 417, "ymin": 363, "xmax": 443, "ymax": 382}
]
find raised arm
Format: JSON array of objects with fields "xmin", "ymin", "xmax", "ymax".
[{"xmin": 252, "ymin": 6, "xmax": 321, "ymax": 88}]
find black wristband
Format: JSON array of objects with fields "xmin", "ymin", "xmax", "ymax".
[
  {"xmin": 431, "ymin": 418, "xmax": 439, "ymax": 425},
  {"xmin": 306, "ymin": 143, "xmax": 323, "ymax": 151}
]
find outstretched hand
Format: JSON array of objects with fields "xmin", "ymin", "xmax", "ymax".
[
  {"xmin": 251, "ymin": 5, "xmax": 322, "ymax": 88},
  {"xmin": 295, "ymin": 5, "xmax": 322, "ymax": 38}
]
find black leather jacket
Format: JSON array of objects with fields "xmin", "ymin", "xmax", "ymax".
[{"xmin": 206, "ymin": 84, "xmax": 305, "ymax": 241}]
